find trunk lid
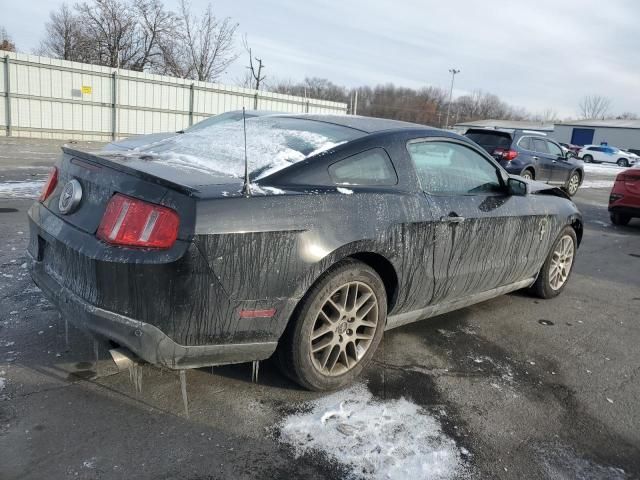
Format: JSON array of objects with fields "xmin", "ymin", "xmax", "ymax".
[{"xmin": 43, "ymin": 147, "xmax": 203, "ymax": 236}]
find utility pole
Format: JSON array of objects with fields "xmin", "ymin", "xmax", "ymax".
[
  {"xmin": 444, "ymin": 68, "xmax": 460, "ymax": 129},
  {"xmin": 353, "ymin": 89, "xmax": 358, "ymax": 115}
]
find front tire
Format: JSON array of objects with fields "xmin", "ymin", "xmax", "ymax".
[
  {"xmin": 617, "ymin": 158, "xmax": 629, "ymax": 167},
  {"xmin": 610, "ymin": 212, "xmax": 631, "ymax": 226},
  {"xmin": 531, "ymin": 227, "xmax": 577, "ymax": 299},
  {"xmin": 521, "ymin": 169, "xmax": 534, "ymax": 180},
  {"xmin": 564, "ymin": 171, "xmax": 581, "ymax": 196},
  {"xmin": 278, "ymin": 260, "xmax": 387, "ymax": 391},
  {"xmin": 583, "ymin": 155, "xmax": 593, "ymax": 163}
]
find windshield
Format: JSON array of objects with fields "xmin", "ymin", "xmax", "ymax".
[{"xmin": 115, "ymin": 117, "xmax": 363, "ymax": 179}]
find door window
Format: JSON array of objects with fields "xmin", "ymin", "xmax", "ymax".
[
  {"xmin": 518, "ymin": 136, "xmax": 532, "ymax": 150},
  {"xmin": 532, "ymin": 138, "xmax": 549, "ymax": 153},
  {"xmin": 407, "ymin": 141, "xmax": 502, "ymax": 195},
  {"xmin": 546, "ymin": 141, "xmax": 563, "ymax": 157}
]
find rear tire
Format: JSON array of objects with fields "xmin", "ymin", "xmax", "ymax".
[
  {"xmin": 521, "ymin": 169, "xmax": 534, "ymax": 180},
  {"xmin": 531, "ymin": 227, "xmax": 577, "ymax": 299},
  {"xmin": 583, "ymin": 155, "xmax": 593, "ymax": 163},
  {"xmin": 277, "ymin": 259, "xmax": 387, "ymax": 391},
  {"xmin": 610, "ymin": 212, "xmax": 631, "ymax": 226},
  {"xmin": 564, "ymin": 171, "xmax": 581, "ymax": 196},
  {"xmin": 617, "ymin": 158, "xmax": 629, "ymax": 167}
]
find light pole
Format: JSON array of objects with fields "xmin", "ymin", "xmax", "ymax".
[{"xmin": 444, "ymin": 68, "xmax": 460, "ymax": 129}]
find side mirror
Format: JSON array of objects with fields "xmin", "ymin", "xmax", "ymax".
[{"xmin": 507, "ymin": 177, "xmax": 528, "ymax": 196}]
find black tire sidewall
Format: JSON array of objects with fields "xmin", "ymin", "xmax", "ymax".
[{"xmin": 287, "ymin": 260, "xmax": 387, "ymax": 391}]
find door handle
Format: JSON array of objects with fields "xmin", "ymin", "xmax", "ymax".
[
  {"xmin": 441, "ymin": 215, "xmax": 465, "ymax": 223},
  {"xmin": 532, "ymin": 156, "xmax": 539, "ymax": 160},
  {"xmin": 552, "ymin": 160, "xmax": 557, "ymax": 163}
]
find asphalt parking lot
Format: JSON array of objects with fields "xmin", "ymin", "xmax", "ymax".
[{"xmin": 0, "ymin": 138, "xmax": 639, "ymax": 480}]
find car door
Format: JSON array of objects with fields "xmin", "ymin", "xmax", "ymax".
[
  {"xmin": 545, "ymin": 139, "xmax": 571, "ymax": 183},
  {"xmin": 591, "ymin": 146, "xmax": 607, "ymax": 162},
  {"xmin": 530, "ymin": 137, "xmax": 555, "ymax": 181},
  {"xmin": 406, "ymin": 138, "xmax": 551, "ymax": 306}
]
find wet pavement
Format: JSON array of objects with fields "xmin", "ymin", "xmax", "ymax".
[{"xmin": 0, "ymin": 138, "xmax": 639, "ymax": 479}]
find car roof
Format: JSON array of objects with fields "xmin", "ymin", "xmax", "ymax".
[{"xmin": 269, "ymin": 113, "xmax": 429, "ymax": 134}]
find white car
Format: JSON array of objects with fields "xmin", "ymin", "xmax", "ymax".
[{"xmin": 578, "ymin": 145, "xmax": 638, "ymax": 167}]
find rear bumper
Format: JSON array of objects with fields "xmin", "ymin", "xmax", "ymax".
[
  {"xmin": 608, "ymin": 204, "xmax": 640, "ymax": 218},
  {"xmin": 29, "ymin": 254, "xmax": 278, "ymax": 369}
]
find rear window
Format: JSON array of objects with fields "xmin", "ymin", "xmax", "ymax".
[
  {"xmin": 465, "ymin": 131, "xmax": 512, "ymax": 152},
  {"xmin": 110, "ymin": 117, "xmax": 364, "ymax": 180}
]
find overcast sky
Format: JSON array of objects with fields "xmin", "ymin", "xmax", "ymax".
[{"xmin": 2, "ymin": 0, "xmax": 639, "ymax": 117}]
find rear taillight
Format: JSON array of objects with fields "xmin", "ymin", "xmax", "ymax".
[
  {"xmin": 97, "ymin": 193, "xmax": 180, "ymax": 249},
  {"xmin": 501, "ymin": 149, "xmax": 519, "ymax": 161},
  {"xmin": 609, "ymin": 193, "xmax": 623, "ymax": 203},
  {"xmin": 39, "ymin": 167, "xmax": 58, "ymax": 202}
]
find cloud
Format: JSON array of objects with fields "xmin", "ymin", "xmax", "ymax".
[{"xmin": 4, "ymin": 0, "xmax": 639, "ymax": 117}]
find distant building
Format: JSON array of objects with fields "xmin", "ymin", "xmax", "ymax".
[
  {"xmin": 453, "ymin": 119, "xmax": 554, "ymax": 134},
  {"xmin": 553, "ymin": 119, "xmax": 640, "ymax": 149}
]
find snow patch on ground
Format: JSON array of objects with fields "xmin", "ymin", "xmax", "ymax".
[
  {"xmin": 580, "ymin": 179, "xmax": 614, "ymax": 189},
  {"xmin": 337, "ymin": 187, "xmax": 354, "ymax": 195},
  {"xmin": 279, "ymin": 384, "xmax": 465, "ymax": 480},
  {"xmin": 583, "ymin": 163, "xmax": 627, "ymax": 176},
  {"xmin": 0, "ymin": 180, "xmax": 45, "ymax": 198}
]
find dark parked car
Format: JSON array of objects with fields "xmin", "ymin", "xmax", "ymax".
[
  {"xmin": 28, "ymin": 115, "xmax": 582, "ymax": 391},
  {"xmin": 609, "ymin": 167, "xmax": 640, "ymax": 225},
  {"xmin": 559, "ymin": 142, "xmax": 581, "ymax": 156},
  {"xmin": 465, "ymin": 129, "xmax": 584, "ymax": 196}
]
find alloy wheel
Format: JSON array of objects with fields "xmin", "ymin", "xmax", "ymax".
[
  {"xmin": 549, "ymin": 235, "xmax": 574, "ymax": 290},
  {"xmin": 568, "ymin": 173, "xmax": 580, "ymax": 195},
  {"xmin": 309, "ymin": 281, "xmax": 379, "ymax": 376},
  {"xmin": 522, "ymin": 171, "xmax": 533, "ymax": 180}
]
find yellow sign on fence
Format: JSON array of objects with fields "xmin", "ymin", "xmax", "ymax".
[{"xmin": 81, "ymin": 86, "xmax": 92, "ymax": 95}]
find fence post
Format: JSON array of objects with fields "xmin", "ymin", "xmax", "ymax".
[
  {"xmin": 188, "ymin": 83, "xmax": 194, "ymax": 127},
  {"xmin": 4, "ymin": 55, "xmax": 11, "ymax": 137},
  {"xmin": 306, "ymin": 100, "xmax": 310, "ymax": 113},
  {"xmin": 253, "ymin": 92, "xmax": 259, "ymax": 110},
  {"xmin": 111, "ymin": 71, "xmax": 118, "ymax": 140}
]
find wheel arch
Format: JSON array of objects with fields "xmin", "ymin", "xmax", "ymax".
[
  {"xmin": 282, "ymin": 247, "xmax": 400, "ymax": 337},
  {"xmin": 522, "ymin": 165, "xmax": 536, "ymax": 178},
  {"xmin": 570, "ymin": 216, "xmax": 583, "ymax": 246}
]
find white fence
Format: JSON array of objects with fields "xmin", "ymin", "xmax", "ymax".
[{"xmin": 0, "ymin": 51, "xmax": 348, "ymax": 141}]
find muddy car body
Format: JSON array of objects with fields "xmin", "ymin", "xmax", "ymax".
[{"xmin": 27, "ymin": 114, "xmax": 582, "ymax": 390}]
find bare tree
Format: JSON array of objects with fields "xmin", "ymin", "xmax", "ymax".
[
  {"xmin": 129, "ymin": 0, "xmax": 179, "ymax": 71},
  {"xmin": 578, "ymin": 95, "xmax": 612, "ymax": 119},
  {"xmin": 0, "ymin": 26, "xmax": 17, "ymax": 52},
  {"xmin": 163, "ymin": 0, "xmax": 238, "ymax": 81},
  {"xmin": 242, "ymin": 35, "xmax": 265, "ymax": 90},
  {"xmin": 617, "ymin": 112, "xmax": 638, "ymax": 120},
  {"xmin": 37, "ymin": 4, "xmax": 88, "ymax": 61}
]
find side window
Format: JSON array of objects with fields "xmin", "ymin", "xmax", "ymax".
[
  {"xmin": 407, "ymin": 141, "xmax": 502, "ymax": 195},
  {"xmin": 546, "ymin": 141, "xmax": 563, "ymax": 157},
  {"xmin": 328, "ymin": 148, "xmax": 398, "ymax": 186},
  {"xmin": 532, "ymin": 138, "xmax": 549, "ymax": 154},
  {"xmin": 518, "ymin": 137, "xmax": 531, "ymax": 150}
]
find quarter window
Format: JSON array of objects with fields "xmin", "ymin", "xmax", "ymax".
[
  {"xmin": 328, "ymin": 148, "xmax": 398, "ymax": 185},
  {"xmin": 407, "ymin": 141, "xmax": 502, "ymax": 195}
]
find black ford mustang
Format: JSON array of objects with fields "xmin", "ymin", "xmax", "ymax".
[{"xmin": 28, "ymin": 114, "xmax": 582, "ymax": 391}]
